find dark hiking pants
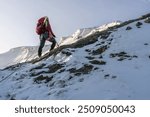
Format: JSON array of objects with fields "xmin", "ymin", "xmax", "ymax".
[{"xmin": 38, "ymin": 32, "xmax": 56, "ymax": 57}]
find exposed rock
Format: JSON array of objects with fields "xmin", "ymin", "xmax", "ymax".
[
  {"xmin": 132, "ymin": 55, "xmax": 138, "ymax": 58},
  {"xmin": 144, "ymin": 17, "xmax": 150, "ymax": 23},
  {"xmin": 110, "ymin": 52, "xmax": 127, "ymax": 58},
  {"xmin": 70, "ymin": 49, "xmax": 75, "ymax": 52},
  {"xmin": 78, "ymin": 64, "xmax": 94, "ymax": 74},
  {"xmin": 113, "ymin": 13, "xmax": 150, "ymax": 29},
  {"xmin": 74, "ymin": 72, "xmax": 82, "ymax": 76},
  {"xmin": 68, "ymin": 75, "xmax": 73, "ymax": 80},
  {"xmin": 126, "ymin": 26, "xmax": 132, "ymax": 30},
  {"xmin": 85, "ymin": 56, "xmax": 95, "ymax": 60},
  {"xmin": 90, "ymin": 60, "xmax": 106, "ymax": 65},
  {"xmin": 85, "ymin": 49, "xmax": 91, "ymax": 53},
  {"xmin": 10, "ymin": 97, "xmax": 16, "ymax": 100},
  {"xmin": 101, "ymin": 41, "xmax": 105, "ymax": 44},
  {"xmin": 117, "ymin": 57, "xmax": 124, "ymax": 61},
  {"xmin": 68, "ymin": 68, "xmax": 76, "ymax": 73},
  {"xmin": 94, "ymin": 67, "xmax": 99, "ymax": 70},
  {"xmin": 104, "ymin": 74, "xmax": 110, "ymax": 77},
  {"xmin": 144, "ymin": 43, "xmax": 149, "ymax": 45},
  {"xmin": 99, "ymin": 31, "xmax": 112, "ymax": 39},
  {"xmin": 74, "ymin": 34, "xmax": 98, "ymax": 48},
  {"xmin": 112, "ymin": 76, "xmax": 117, "ymax": 79},
  {"xmin": 30, "ymin": 64, "xmax": 64, "ymax": 76},
  {"xmin": 30, "ymin": 70, "xmax": 49, "ymax": 76},
  {"xmin": 104, "ymin": 74, "xmax": 110, "ymax": 79},
  {"xmin": 61, "ymin": 50, "xmax": 72, "ymax": 56},
  {"xmin": 68, "ymin": 64, "xmax": 93, "ymax": 76},
  {"xmin": 3, "ymin": 63, "xmax": 23, "ymax": 71},
  {"xmin": 58, "ymin": 69, "xmax": 65, "ymax": 73},
  {"xmin": 30, "ymin": 63, "xmax": 46, "ymax": 72},
  {"xmin": 6, "ymin": 93, "xmax": 16, "ymax": 100},
  {"xmin": 110, "ymin": 51, "xmax": 138, "ymax": 61},
  {"xmin": 34, "ymin": 75, "xmax": 53, "ymax": 83},
  {"xmin": 47, "ymin": 64, "xmax": 64, "ymax": 73},
  {"xmin": 92, "ymin": 45, "xmax": 108, "ymax": 55},
  {"xmin": 136, "ymin": 22, "xmax": 143, "ymax": 28},
  {"xmin": 79, "ymin": 78, "xmax": 84, "ymax": 82}
]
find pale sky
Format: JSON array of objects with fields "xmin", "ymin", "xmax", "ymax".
[{"xmin": 0, "ymin": 0, "xmax": 150, "ymax": 53}]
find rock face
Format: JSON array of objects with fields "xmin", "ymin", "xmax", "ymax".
[
  {"xmin": 0, "ymin": 13, "xmax": 150, "ymax": 100},
  {"xmin": 144, "ymin": 17, "xmax": 150, "ymax": 23},
  {"xmin": 136, "ymin": 22, "xmax": 143, "ymax": 28},
  {"xmin": 126, "ymin": 26, "xmax": 132, "ymax": 30}
]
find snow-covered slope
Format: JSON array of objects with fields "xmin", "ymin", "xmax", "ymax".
[
  {"xmin": 0, "ymin": 14, "xmax": 150, "ymax": 100},
  {"xmin": 0, "ymin": 45, "xmax": 50, "ymax": 69}
]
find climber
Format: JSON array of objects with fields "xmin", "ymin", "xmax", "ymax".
[{"xmin": 36, "ymin": 16, "xmax": 56, "ymax": 57}]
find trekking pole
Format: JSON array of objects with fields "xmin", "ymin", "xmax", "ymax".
[{"xmin": 56, "ymin": 41, "xmax": 59, "ymax": 47}]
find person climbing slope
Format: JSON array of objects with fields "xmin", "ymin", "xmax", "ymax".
[{"xmin": 36, "ymin": 16, "xmax": 56, "ymax": 57}]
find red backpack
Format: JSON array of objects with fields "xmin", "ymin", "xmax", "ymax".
[{"xmin": 36, "ymin": 17, "xmax": 46, "ymax": 35}]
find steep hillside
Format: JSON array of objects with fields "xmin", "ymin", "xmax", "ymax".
[{"xmin": 0, "ymin": 14, "xmax": 150, "ymax": 100}]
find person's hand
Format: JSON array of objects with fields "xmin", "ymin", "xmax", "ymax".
[{"xmin": 53, "ymin": 35, "xmax": 56, "ymax": 38}]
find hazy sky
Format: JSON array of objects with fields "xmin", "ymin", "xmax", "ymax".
[{"xmin": 0, "ymin": 0, "xmax": 150, "ymax": 53}]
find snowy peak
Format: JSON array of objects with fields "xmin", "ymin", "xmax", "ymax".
[{"xmin": 59, "ymin": 21, "xmax": 121, "ymax": 46}]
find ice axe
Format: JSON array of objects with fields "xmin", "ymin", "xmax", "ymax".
[{"xmin": 56, "ymin": 41, "xmax": 59, "ymax": 47}]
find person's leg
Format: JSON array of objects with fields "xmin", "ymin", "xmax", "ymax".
[
  {"xmin": 49, "ymin": 37, "xmax": 56, "ymax": 51},
  {"xmin": 38, "ymin": 34, "xmax": 46, "ymax": 57}
]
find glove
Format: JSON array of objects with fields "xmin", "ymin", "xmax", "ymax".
[{"xmin": 53, "ymin": 34, "xmax": 56, "ymax": 38}]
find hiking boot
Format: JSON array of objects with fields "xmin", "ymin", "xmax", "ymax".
[
  {"xmin": 38, "ymin": 48, "xmax": 42, "ymax": 57},
  {"xmin": 49, "ymin": 38, "xmax": 56, "ymax": 51}
]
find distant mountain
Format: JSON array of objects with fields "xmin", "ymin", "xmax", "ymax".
[
  {"xmin": 0, "ymin": 45, "xmax": 51, "ymax": 69},
  {"xmin": 0, "ymin": 13, "xmax": 150, "ymax": 100}
]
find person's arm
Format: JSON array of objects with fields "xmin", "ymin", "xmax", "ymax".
[
  {"xmin": 44, "ymin": 17, "xmax": 55, "ymax": 38},
  {"xmin": 48, "ymin": 22, "xmax": 55, "ymax": 38}
]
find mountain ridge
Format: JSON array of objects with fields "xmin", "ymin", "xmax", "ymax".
[
  {"xmin": 0, "ymin": 13, "xmax": 150, "ymax": 99},
  {"xmin": 1, "ymin": 13, "xmax": 150, "ymax": 69}
]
